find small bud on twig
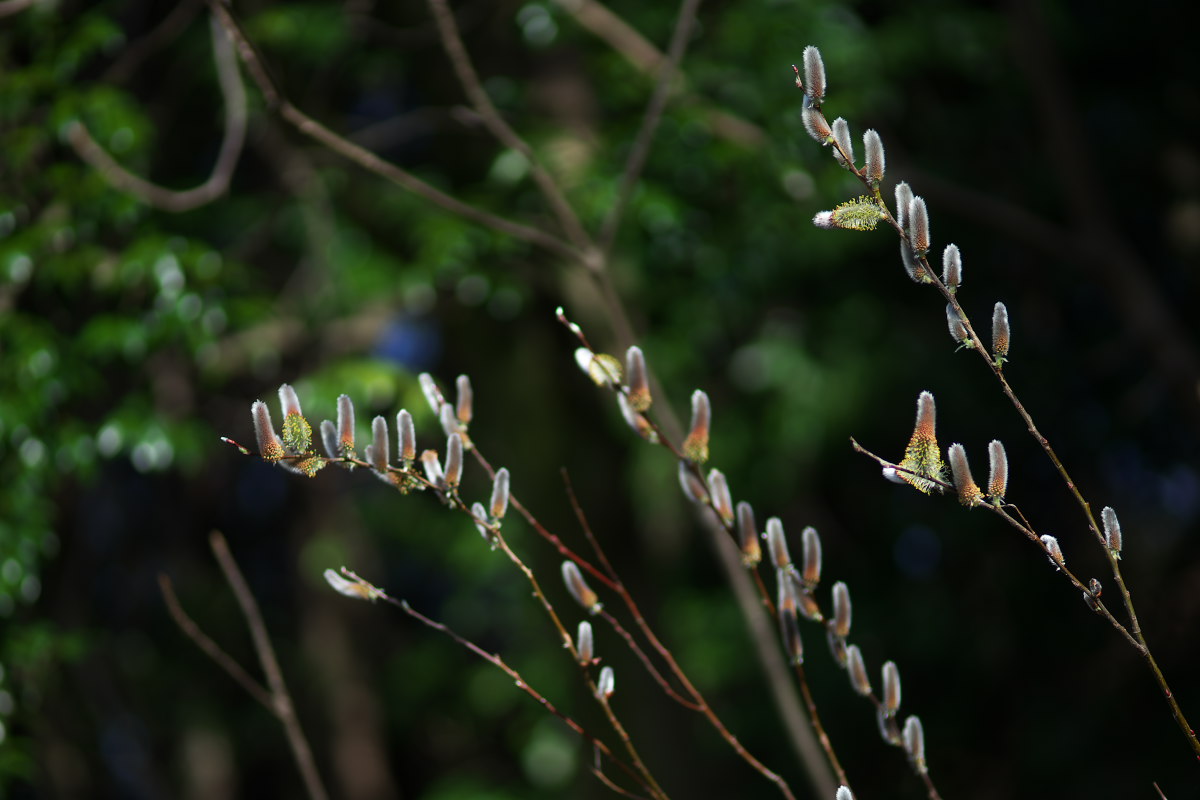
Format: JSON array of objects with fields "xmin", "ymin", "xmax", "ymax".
[
  {"xmin": 903, "ymin": 715, "xmax": 927, "ymax": 774},
  {"xmin": 908, "ymin": 196, "xmax": 930, "ymax": 254},
  {"xmin": 490, "ymin": 467, "xmax": 510, "ymax": 521},
  {"xmin": 766, "ymin": 517, "xmax": 791, "ymax": 570},
  {"xmin": 471, "ymin": 501, "xmax": 497, "ymax": 548},
  {"xmin": 831, "ymin": 581, "xmax": 851, "ymax": 638},
  {"xmin": 831, "ymin": 117, "xmax": 854, "ymax": 167},
  {"xmin": 682, "ymin": 390, "xmax": 711, "ymax": 463},
  {"xmin": 617, "ymin": 393, "xmax": 657, "ymax": 442},
  {"xmin": 596, "ymin": 665, "xmax": 615, "ymax": 699},
  {"xmin": 252, "ymin": 400, "xmax": 283, "ymax": 461},
  {"xmin": 678, "ymin": 461, "xmax": 706, "ymax": 503},
  {"xmin": 562, "ymin": 561, "xmax": 601, "ymax": 613},
  {"xmin": 882, "ymin": 660, "xmax": 902, "ymax": 715},
  {"xmin": 942, "ymin": 244, "xmax": 962, "ymax": 291},
  {"xmin": 800, "ymin": 526, "xmax": 822, "ymax": 588},
  {"xmin": 863, "ymin": 129, "xmax": 885, "ymax": 186},
  {"xmin": 370, "ymin": 415, "xmax": 390, "ymax": 473},
  {"xmin": 1041, "ymin": 535, "xmax": 1065, "ymax": 569},
  {"xmin": 624, "ymin": 346, "xmax": 652, "ymax": 412},
  {"xmin": 736, "ymin": 501, "xmax": 762, "ymax": 567},
  {"xmin": 1084, "ymin": 577, "xmax": 1103, "ymax": 611},
  {"xmin": 576, "ymin": 620, "xmax": 594, "ymax": 664},
  {"xmin": 707, "ymin": 469, "xmax": 734, "ymax": 525},
  {"xmin": 900, "ymin": 240, "xmax": 928, "ymax": 283},
  {"xmin": 455, "ymin": 374, "xmax": 473, "ymax": 424},
  {"xmin": 992, "ymin": 301, "xmax": 1010, "ymax": 365},
  {"xmin": 397, "ymin": 409, "xmax": 417, "ymax": 464},
  {"xmin": 987, "ymin": 439, "xmax": 1008, "ymax": 503},
  {"xmin": 320, "ymin": 420, "xmax": 339, "ymax": 459},
  {"xmin": 947, "ymin": 443, "xmax": 984, "ymax": 506},
  {"xmin": 894, "ymin": 182, "xmax": 913, "ymax": 230},
  {"xmin": 802, "ymin": 107, "xmax": 833, "ymax": 143},
  {"xmin": 444, "ymin": 433, "xmax": 463, "ymax": 489},
  {"xmin": 1102, "ymin": 506, "xmax": 1122, "ymax": 557},
  {"xmin": 946, "ymin": 303, "xmax": 971, "ymax": 348},
  {"xmin": 323, "ymin": 568, "xmax": 380, "ymax": 601},
  {"xmin": 421, "ymin": 449, "xmax": 445, "ymax": 491},
  {"xmin": 803, "ymin": 45, "xmax": 826, "ymax": 103},
  {"xmin": 846, "ymin": 644, "xmax": 872, "ymax": 696}
]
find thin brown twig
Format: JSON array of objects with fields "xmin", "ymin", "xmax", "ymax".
[
  {"xmin": 598, "ymin": 0, "xmax": 703, "ymax": 253},
  {"xmin": 204, "ymin": 0, "xmax": 581, "ymax": 262},
  {"xmin": 209, "ymin": 531, "xmax": 329, "ymax": 800},
  {"xmin": 158, "ymin": 574, "xmax": 274, "ymax": 711},
  {"xmin": 68, "ymin": 16, "xmax": 247, "ymax": 212},
  {"xmin": 425, "ymin": 0, "xmax": 594, "ymax": 253}
]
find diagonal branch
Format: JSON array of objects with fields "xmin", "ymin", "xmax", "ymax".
[
  {"xmin": 204, "ymin": 0, "xmax": 581, "ymax": 263},
  {"xmin": 209, "ymin": 531, "xmax": 330, "ymax": 800},
  {"xmin": 425, "ymin": 0, "xmax": 595, "ymax": 254},
  {"xmin": 598, "ymin": 0, "xmax": 703, "ymax": 253},
  {"xmin": 68, "ymin": 15, "xmax": 247, "ymax": 213}
]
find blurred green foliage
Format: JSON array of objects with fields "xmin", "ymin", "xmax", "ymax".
[{"xmin": 2, "ymin": 0, "xmax": 1199, "ymax": 798}]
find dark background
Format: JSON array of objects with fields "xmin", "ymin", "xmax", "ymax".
[{"xmin": 2, "ymin": 0, "xmax": 1199, "ymax": 797}]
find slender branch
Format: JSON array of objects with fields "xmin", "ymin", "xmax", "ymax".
[
  {"xmin": 158, "ymin": 574, "xmax": 274, "ymax": 711},
  {"xmin": 68, "ymin": 15, "xmax": 247, "ymax": 212},
  {"xmin": 204, "ymin": 0, "xmax": 581, "ymax": 262},
  {"xmin": 598, "ymin": 0, "xmax": 703, "ymax": 253},
  {"xmin": 102, "ymin": 0, "xmax": 204, "ymax": 83},
  {"xmin": 425, "ymin": 0, "xmax": 594, "ymax": 253},
  {"xmin": 209, "ymin": 531, "xmax": 329, "ymax": 800}
]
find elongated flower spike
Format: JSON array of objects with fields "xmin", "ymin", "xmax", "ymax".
[
  {"xmin": 596, "ymin": 665, "xmax": 615, "ymax": 699},
  {"xmin": 766, "ymin": 517, "xmax": 792, "ymax": 570},
  {"xmin": 908, "ymin": 196, "xmax": 931, "ymax": 254},
  {"xmin": 992, "ymin": 301, "xmax": 1010, "ymax": 366},
  {"xmin": 831, "ymin": 117, "xmax": 854, "ymax": 167},
  {"xmin": 682, "ymin": 390, "xmax": 711, "ymax": 463},
  {"xmin": 678, "ymin": 461, "xmax": 706, "ymax": 503},
  {"xmin": 624, "ymin": 346, "xmax": 651, "ymax": 412},
  {"xmin": 947, "ymin": 304, "xmax": 971, "ymax": 348},
  {"xmin": 943, "ymin": 244, "xmax": 962, "ymax": 292},
  {"xmin": 444, "ymin": 433, "xmax": 463, "ymax": 489},
  {"xmin": 947, "ymin": 443, "xmax": 984, "ymax": 506},
  {"xmin": 882, "ymin": 660, "xmax": 902, "ymax": 715},
  {"xmin": 831, "ymin": 581, "xmax": 852, "ymax": 638},
  {"xmin": 894, "ymin": 182, "xmax": 913, "ymax": 229},
  {"xmin": 455, "ymin": 374, "xmax": 473, "ymax": 424},
  {"xmin": 846, "ymin": 644, "xmax": 872, "ymax": 696},
  {"xmin": 903, "ymin": 715, "xmax": 927, "ymax": 774},
  {"xmin": 397, "ymin": 409, "xmax": 417, "ymax": 464},
  {"xmin": 802, "ymin": 107, "xmax": 833, "ymax": 144},
  {"xmin": 562, "ymin": 561, "xmax": 601, "ymax": 613},
  {"xmin": 1102, "ymin": 506, "xmax": 1122, "ymax": 558},
  {"xmin": 490, "ymin": 467, "xmax": 510, "ymax": 521},
  {"xmin": 617, "ymin": 393, "xmax": 657, "ymax": 442},
  {"xmin": 370, "ymin": 415, "xmax": 390, "ymax": 474},
  {"xmin": 863, "ymin": 129, "xmax": 885, "ymax": 186},
  {"xmin": 898, "ymin": 391, "xmax": 948, "ymax": 494},
  {"xmin": 801, "ymin": 526, "xmax": 822, "ymax": 588},
  {"xmin": 803, "ymin": 45, "xmax": 826, "ymax": 103},
  {"xmin": 707, "ymin": 469, "xmax": 734, "ymax": 525},
  {"xmin": 252, "ymin": 400, "xmax": 284, "ymax": 461},
  {"xmin": 987, "ymin": 439, "xmax": 1008, "ymax": 504},
  {"xmin": 419, "ymin": 372, "xmax": 445, "ymax": 415},
  {"xmin": 1041, "ymin": 535, "xmax": 1065, "ymax": 569},
  {"xmin": 324, "ymin": 568, "xmax": 382, "ymax": 602},
  {"xmin": 736, "ymin": 501, "xmax": 762, "ymax": 568},
  {"xmin": 576, "ymin": 620, "xmax": 594, "ymax": 664},
  {"xmin": 812, "ymin": 196, "xmax": 885, "ymax": 231},
  {"xmin": 278, "ymin": 384, "xmax": 313, "ymax": 457}
]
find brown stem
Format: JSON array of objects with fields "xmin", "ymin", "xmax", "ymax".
[{"xmin": 209, "ymin": 532, "xmax": 330, "ymax": 800}]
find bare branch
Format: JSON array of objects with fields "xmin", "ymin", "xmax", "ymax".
[
  {"xmin": 68, "ymin": 16, "xmax": 247, "ymax": 213},
  {"xmin": 209, "ymin": 532, "xmax": 330, "ymax": 800},
  {"xmin": 425, "ymin": 0, "xmax": 594, "ymax": 253},
  {"xmin": 598, "ymin": 0, "xmax": 703, "ymax": 253}
]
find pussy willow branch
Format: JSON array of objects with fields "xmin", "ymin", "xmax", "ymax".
[
  {"xmin": 819, "ymin": 129, "xmax": 1200, "ymax": 751},
  {"xmin": 341, "ymin": 570, "xmax": 660, "ymax": 800},
  {"xmin": 207, "ymin": 531, "xmax": 329, "ymax": 800},
  {"xmin": 68, "ymin": 15, "xmax": 246, "ymax": 212}
]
